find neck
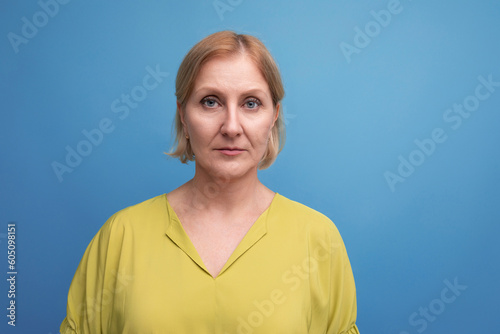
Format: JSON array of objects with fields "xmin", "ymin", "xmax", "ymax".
[{"xmin": 186, "ymin": 167, "xmax": 269, "ymax": 214}]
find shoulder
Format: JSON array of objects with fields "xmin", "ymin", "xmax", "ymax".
[
  {"xmin": 273, "ymin": 194, "xmax": 329, "ymax": 220},
  {"xmin": 78, "ymin": 194, "xmax": 169, "ymax": 262},
  {"xmin": 270, "ymin": 194, "xmax": 351, "ymax": 273},
  {"xmin": 112, "ymin": 194, "xmax": 167, "ymax": 220},
  {"xmin": 271, "ymin": 193, "xmax": 343, "ymax": 241},
  {"xmin": 98, "ymin": 194, "xmax": 168, "ymax": 237}
]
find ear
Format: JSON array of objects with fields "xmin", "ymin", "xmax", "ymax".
[
  {"xmin": 177, "ymin": 101, "xmax": 184, "ymax": 123},
  {"xmin": 177, "ymin": 101, "xmax": 188, "ymax": 133},
  {"xmin": 273, "ymin": 103, "xmax": 280, "ymax": 126}
]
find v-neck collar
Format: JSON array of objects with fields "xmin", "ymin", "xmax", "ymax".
[{"xmin": 164, "ymin": 193, "xmax": 278, "ymax": 279}]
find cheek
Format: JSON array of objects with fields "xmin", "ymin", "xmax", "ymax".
[
  {"xmin": 185, "ymin": 113, "xmax": 205, "ymax": 137},
  {"xmin": 185, "ymin": 116, "xmax": 218, "ymax": 149},
  {"xmin": 251, "ymin": 120, "xmax": 275, "ymax": 148}
]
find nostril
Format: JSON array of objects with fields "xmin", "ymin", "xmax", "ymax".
[{"xmin": 220, "ymin": 114, "xmax": 242, "ymax": 137}]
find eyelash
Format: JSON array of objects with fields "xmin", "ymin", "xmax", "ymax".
[
  {"xmin": 199, "ymin": 97, "xmax": 217, "ymax": 109},
  {"xmin": 200, "ymin": 96, "xmax": 262, "ymax": 109},
  {"xmin": 244, "ymin": 98, "xmax": 261, "ymax": 109}
]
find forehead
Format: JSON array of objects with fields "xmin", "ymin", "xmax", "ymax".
[{"xmin": 193, "ymin": 54, "xmax": 270, "ymax": 94}]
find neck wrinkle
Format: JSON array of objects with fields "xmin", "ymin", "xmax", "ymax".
[{"xmin": 188, "ymin": 170, "xmax": 264, "ymax": 215}]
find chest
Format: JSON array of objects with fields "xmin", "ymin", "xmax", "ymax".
[
  {"xmin": 116, "ymin": 237, "xmax": 314, "ymax": 334},
  {"xmin": 182, "ymin": 217, "xmax": 254, "ymax": 278}
]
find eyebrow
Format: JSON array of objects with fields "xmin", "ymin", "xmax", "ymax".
[{"xmin": 193, "ymin": 86, "xmax": 271, "ymax": 99}]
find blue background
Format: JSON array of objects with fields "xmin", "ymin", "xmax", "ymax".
[{"xmin": 1, "ymin": 0, "xmax": 499, "ymax": 333}]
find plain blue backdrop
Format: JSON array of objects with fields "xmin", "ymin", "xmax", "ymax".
[{"xmin": 1, "ymin": 0, "xmax": 499, "ymax": 333}]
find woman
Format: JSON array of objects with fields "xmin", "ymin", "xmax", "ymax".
[{"xmin": 61, "ymin": 31, "xmax": 359, "ymax": 333}]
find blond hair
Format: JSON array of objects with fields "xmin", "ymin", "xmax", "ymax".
[{"xmin": 167, "ymin": 31, "xmax": 285, "ymax": 169}]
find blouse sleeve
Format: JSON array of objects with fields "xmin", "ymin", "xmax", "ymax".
[
  {"xmin": 60, "ymin": 213, "xmax": 128, "ymax": 334},
  {"xmin": 310, "ymin": 221, "xmax": 360, "ymax": 334},
  {"xmin": 327, "ymin": 226, "xmax": 359, "ymax": 334}
]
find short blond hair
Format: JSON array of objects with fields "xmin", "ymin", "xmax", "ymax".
[{"xmin": 167, "ymin": 31, "xmax": 285, "ymax": 169}]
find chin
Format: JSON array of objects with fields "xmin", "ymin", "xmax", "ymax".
[{"xmin": 199, "ymin": 160, "xmax": 257, "ymax": 181}]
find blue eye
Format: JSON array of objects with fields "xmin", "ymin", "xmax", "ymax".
[
  {"xmin": 201, "ymin": 97, "xmax": 219, "ymax": 108},
  {"xmin": 245, "ymin": 98, "xmax": 261, "ymax": 109}
]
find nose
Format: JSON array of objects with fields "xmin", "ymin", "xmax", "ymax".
[{"xmin": 220, "ymin": 104, "xmax": 242, "ymax": 137}]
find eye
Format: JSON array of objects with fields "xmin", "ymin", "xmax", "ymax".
[
  {"xmin": 200, "ymin": 96, "xmax": 220, "ymax": 109},
  {"xmin": 244, "ymin": 98, "xmax": 261, "ymax": 109}
]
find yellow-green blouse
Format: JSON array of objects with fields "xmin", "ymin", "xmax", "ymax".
[{"xmin": 61, "ymin": 193, "xmax": 359, "ymax": 333}]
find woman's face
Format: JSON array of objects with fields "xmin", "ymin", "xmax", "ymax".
[{"xmin": 180, "ymin": 54, "xmax": 278, "ymax": 181}]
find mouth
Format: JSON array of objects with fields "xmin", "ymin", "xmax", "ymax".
[{"xmin": 215, "ymin": 147, "xmax": 246, "ymax": 156}]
